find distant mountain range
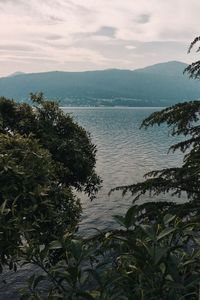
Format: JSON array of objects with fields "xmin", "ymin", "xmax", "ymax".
[
  {"xmin": 7, "ymin": 71, "xmax": 26, "ymax": 78},
  {"xmin": 1, "ymin": 61, "xmax": 200, "ymax": 107}
]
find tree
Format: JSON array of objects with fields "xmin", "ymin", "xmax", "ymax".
[
  {"xmin": 0, "ymin": 94, "xmax": 100, "ymax": 269},
  {"xmin": 111, "ymin": 39, "xmax": 200, "ymax": 218},
  {"xmin": 111, "ymin": 101, "xmax": 200, "ymax": 206},
  {"xmin": 184, "ymin": 36, "xmax": 200, "ymax": 78},
  {"xmin": 0, "ymin": 93, "xmax": 101, "ymax": 197}
]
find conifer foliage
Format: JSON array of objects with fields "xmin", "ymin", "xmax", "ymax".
[
  {"xmin": 112, "ymin": 37, "xmax": 200, "ymax": 215},
  {"xmin": 112, "ymin": 100, "xmax": 200, "ymax": 211}
]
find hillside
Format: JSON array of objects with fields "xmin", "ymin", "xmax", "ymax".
[
  {"xmin": 0, "ymin": 61, "xmax": 200, "ymax": 106},
  {"xmin": 135, "ymin": 61, "xmax": 188, "ymax": 76}
]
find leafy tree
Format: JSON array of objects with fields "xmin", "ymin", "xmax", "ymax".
[
  {"xmin": 0, "ymin": 94, "xmax": 100, "ymax": 270},
  {"xmin": 0, "ymin": 93, "xmax": 101, "ymax": 197}
]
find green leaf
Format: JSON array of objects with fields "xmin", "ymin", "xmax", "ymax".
[
  {"xmin": 154, "ymin": 247, "xmax": 167, "ymax": 265},
  {"xmin": 159, "ymin": 263, "xmax": 166, "ymax": 274},
  {"xmin": 163, "ymin": 214, "xmax": 176, "ymax": 225},
  {"xmin": 56, "ymin": 271, "xmax": 72, "ymax": 283},
  {"xmin": 157, "ymin": 227, "xmax": 176, "ymax": 241},
  {"xmin": 0, "ymin": 200, "xmax": 7, "ymax": 214},
  {"xmin": 48, "ymin": 240, "xmax": 62, "ymax": 250},
  {"xmin": 124, "ymin": 205, "xmax": 137, "ymax": 229},
  {"xmin": 165, "ymin": 274, "xmax": 174, "ymax": 282},
  {"xmin": 76, "ymin": 292, "xmax": 95, "ymax": 300},
  {"xmin": 33, "ymin": 275, "xmax": 45, "ymax": 289},
  {"xmin": 141, "ymin": 224, "xmax": 155, "ymax": 240},
  {"xmin": 71, "ymin": 239, "xmax": 83, "ymax": 261}
]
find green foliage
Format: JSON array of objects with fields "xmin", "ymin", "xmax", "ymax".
[
  {"xmin": 2, "ymin": 94, "xmax": 200, "ymax": 299},
  {"xmin": 19, "ymin": 208, "xmax": 200, "ymax": 299},
  {"xmin": 184, "ymin": 36, "xmax": 200, "ymax": 78},
  {"xmin": 0, "ymin": 93, "xmax": 101, "ymax": 197},
  {"xmin": 0, "ymin": 94, "xmax": 100, "ymax": 271},
  {"xmin": 0, "ymin": 133, "xmax": 81, "ymax": 269}
]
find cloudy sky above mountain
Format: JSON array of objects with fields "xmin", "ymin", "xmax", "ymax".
[{"xmin": 0, "ymin": 0, "xmax": 199, "ymax": 76}]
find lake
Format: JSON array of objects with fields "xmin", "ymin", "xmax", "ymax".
[
  {"xmin": 63, "ymin": 107, "xmax": 184, "ymax": 235},
  {"xmin": 1, "ymin": 107, "xmax": 185, "ymax": 299}
]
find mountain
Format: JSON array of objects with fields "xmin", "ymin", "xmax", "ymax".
[
  {"xmin": 7, "ymin": 71, "xmax": 26, "ymax": 78},
  {"xmin": 135, "ymin": 61, "xmax": 188, "ymax": 76},
  {"xmin": 0, "ymin": 61, "xmax": 199, "ymax": 107}
]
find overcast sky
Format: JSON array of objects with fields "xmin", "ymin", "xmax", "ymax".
[{"xmin": 0, "ymin": 0, "xmax": 199, "ymax": 76}]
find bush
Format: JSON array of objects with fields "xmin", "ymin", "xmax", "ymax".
[{"xmin": 0, "ymin": 94, "xmax": 100, "ymax": 271}]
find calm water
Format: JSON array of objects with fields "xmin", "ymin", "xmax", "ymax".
[
  {"xmin": 1, "ymin": 107, "xmax": 184, "ymax": 299},
  {"xmin": 63, "ymin": 107, "xmax": 184, "ymax": 235}
]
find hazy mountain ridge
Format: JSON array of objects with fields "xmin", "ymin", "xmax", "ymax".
[
  {"xmin": 0, "ymin": 61, "xmax": 199, "ymax": 107},
  {"xmin": 135, "ymin": 61, "xmax": 188, "ymax": 76},
  {"xmin": 7, "ymin": 71, "xmax": 26, "ymax": 78}
]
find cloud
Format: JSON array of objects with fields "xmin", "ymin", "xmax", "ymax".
[
  {"xmin": 46, "ymin": 34, "xmax": 63, "ymax": 40},
  {"xmin": 0, "ymin": 0, "xmax": 199, "ymax": 76},
  {"xmin": 136, "ymin": 14, "xmax": 151, "ymax": 24},
  {"xmin": 125, "ymin": 45, "xmax": 137, "ymax": 50},
  {"xmin": 94, "ymin": 26, "xmax": 117, "ymax": 38},
  {"xmin": 0, "ymin": 0, "xmax": 22, "ymax": 2},
  {"xmin": 0, "ymin": 44, "xmax": 35, "ymax": 51}
]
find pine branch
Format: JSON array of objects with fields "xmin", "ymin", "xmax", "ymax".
[
  {"xmin": 184, "ymin": 61, "xmax": 200, "ymax": 79},
  {"xmin": 141, "ymin": 101, "xmax": 200, "ymax": 136},
  {"xmin": 187, "ymin": 36, "xmax": 200, "ymax": 53}
]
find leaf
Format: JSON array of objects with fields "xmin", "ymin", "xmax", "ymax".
[
  {"xmin": 163, "ymin": 214, "xmax": 176, "ymax": 225},
  {"xmin": 159, "ymin": 263, "xmax": 166, "ymax": 274},
  {"xmin": 86, "ymin": 269, "xmax": 102, "ymax": 288},
  {"xmin": 154, "ymin": 247, "xmax": 167, "ymax": 265},
  {"xmin": 165, "ymin": 274, "xmax": 174, "ymax": 281},
  {"xmin": 124, "ymin": 205, "xmax": 137, "ymax": 228},
  {"xmin": 70, "ymin": 239, "xmax": 83, "ymax": 261},
  {"xmin": 157, "ymin": 227, "xmax": 176, "ymax": 241},
  {"xmin": 0, "ymin": 200, "xmax": 7, "ymax": 214},
  {"xmin": 33, "ymin": 275, "xmax": 45, "ymax": 289},
  {"xmin": 48, "ymin": 240, "xmax": 62, "ymax": 250},
  {"xmin": 56, "ymin": 271, "xmax": 72, "ymax": 283},
  {"xmin": 141, "ymin": 224, "xmax": 155, "ymax": 240},
  {"xmin": 113, "ymin": 215, "xmax": 126, "ymax": 227},
  {"xmin": 76, "ymin": 292, "xmax": 95, "ymax": 300}
]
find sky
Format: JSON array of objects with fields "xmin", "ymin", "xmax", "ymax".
[{"xmin": 0, "ymin": 0, "xmax": 200, "ymax": 76}]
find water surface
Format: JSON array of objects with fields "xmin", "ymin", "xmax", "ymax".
[{"xmin": 63, "ymin": 107, "xmax": 184, "ymax": 235}]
